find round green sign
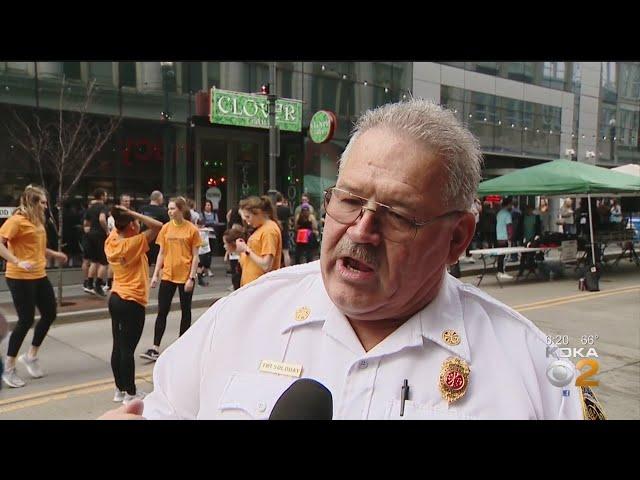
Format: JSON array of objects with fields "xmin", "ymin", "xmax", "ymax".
[{"xmin": 309, "ymin": 110, "xmax": 336, "ymax": 143}]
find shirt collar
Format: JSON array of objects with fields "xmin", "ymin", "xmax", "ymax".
[
  {"xmin": 418, "ymin": 273, "xmax": 471, "ymax": 363},
  {"xmin": 281, "ymin": 270, "xmax": 470, "ymax": 362}
]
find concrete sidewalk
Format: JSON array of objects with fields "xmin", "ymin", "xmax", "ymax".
[{"xmin": 0, "ymin": 257, "xmax": 233, "ymax": 327}]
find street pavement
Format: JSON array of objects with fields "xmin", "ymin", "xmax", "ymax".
[{"xmin": 0, "ymin": 257, "xmax": 638, "ymax": 420}]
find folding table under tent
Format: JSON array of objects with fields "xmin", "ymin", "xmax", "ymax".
[{"xmin": 477, "ymin": 159, "xmax": 640, "ymax": 270}]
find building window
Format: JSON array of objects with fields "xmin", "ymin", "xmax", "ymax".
[
  {"xmin": 619, "ymin": 63, "xmax": 640, "ymax": 99},
  {"xmin": 473, "ymin": 62, "xmax": 499, "ymax": 76},
  {"xmin": 89, "ymin": 62, "xmax": 113, "ymax": 85},
  {"xmin": 244, "ymin": 62, "xmax": 269, "ymax": 93},
  {"xmin": 543, "ymin": 62, "xmax": 565, "ymax": 80},
  {"xmin": 181, "ymin": 62, "xmax": 203, "ymax": 94},
  {"xmin": 207, "ymin": 62, "xmax": 221, "ymax": 89},
  {"xmin": 63, "ymin": 62, "xmax": 82, "ymax": 80},
  {"xmin": 119, "ymin": 62, "xmax": 137, "ymax": 88},
  {"xmin": 279, "ymin": 68, "xmax": 293, "ymax": 98}
]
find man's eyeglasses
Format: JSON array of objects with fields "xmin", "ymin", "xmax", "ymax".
[{"xmin": 323, "ymin": 186, "xmax": 465, "ymax": 243}]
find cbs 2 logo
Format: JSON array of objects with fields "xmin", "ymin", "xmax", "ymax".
[{"xmin": 546, "ymin": 359, "xmax": 599, "ymax": 388}]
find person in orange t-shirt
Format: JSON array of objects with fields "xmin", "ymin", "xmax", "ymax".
[
  {"xmin": 0, "ymin": 185, "xmax": 67, "ymax": 389},
  {"xmin": 140, "ymin": 197, "xmax": 202, "ymax": 362},
  {"xmin": 235, "ymin": 195, "xmax": 282, "ymax": 287},
  {"xmin": 105, "ymin": 205, "xmax": 162, "ymax": 403}
]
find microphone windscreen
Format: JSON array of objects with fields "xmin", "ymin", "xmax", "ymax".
[{"xmin": 269, "ymin": 378, "xmax": 333, "ymax": 420}]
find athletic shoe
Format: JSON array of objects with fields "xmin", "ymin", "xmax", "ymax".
[
  {"xmin": 2, "ymin": 367, "xmax": 26, "ymax": 388},
  {"xmin": 139, "ymin": 349, "xmax": 160, "ymax": 361},
  {"xmin": 18, "ymin": 353, "xmax": 44, "ymax": 378},
  {"xmin": 123, "ymin": 391, "xmax": 146, "ymax": 404},
  {"xmin": 93, "ymin": 285, "xmax": 107, "ymax": 297},
  {"xmin": 82, "ymin": 280, "xmax": 93, "ymax": 294},
  {"xmin": 113, "ymin": 389, "xmax": 126, "ymax": 402},
  {"xmin": 207, "ymin": 271, "xmax": 214, "ymax": 277},
  {"xmin": 497, "ymin": 272, "xmax": 514, "ymax": 280}
]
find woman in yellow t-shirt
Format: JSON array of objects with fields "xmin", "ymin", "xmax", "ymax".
[
  {"xmin": 105, "ymin": 205, "xmax": 162, "ymax": 403},
  {"xmin": 0, "ymin": 185, "xmax": 67, "ymax": 389},
  {"xmin": 140, "ymin": 197, "xmax": 201, "ymax": 362},
  {"xmin": 235, "ymin": 196, "xmax": 282, "ymax": 287}
]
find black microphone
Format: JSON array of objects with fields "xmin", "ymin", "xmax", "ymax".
[{"xmin": 269, "ymin": 378, "xmax": 333, "ymax": 420}]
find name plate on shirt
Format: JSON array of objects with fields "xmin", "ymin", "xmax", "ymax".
[{"xmin": 259, "ymin": 360, "xmax": 303, "ymax": 378}]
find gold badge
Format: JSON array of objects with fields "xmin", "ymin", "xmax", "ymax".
[
  {"xmin": 295, "ymin": 306, "xmax": 311, "ymax": 322},
  {"xmin": 442, "ymin": 330, "xmax": 461, "ymax": 346},
  {"xmin": 439, "ymin": 357, "xmax": 470, "ymax": 404},
  {"xmin": 580, "ymin": 386, "xmax": 606, "ymax": 420},
  {"xmin": 259, "ymin": 360, "xmax": 303, "ymax": 378}
]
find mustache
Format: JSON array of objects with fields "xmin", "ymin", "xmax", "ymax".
[{"xmin": 334, "ymin": 237, "xmax": 380, "ymax": 269}]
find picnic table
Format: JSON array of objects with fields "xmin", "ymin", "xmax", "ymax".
[{"xmin": 469, "ymin": 246, "xmax": 557, "ymax": 287}]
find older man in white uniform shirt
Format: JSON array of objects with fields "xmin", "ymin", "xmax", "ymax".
[{"xmin": 101, "ymin": 99, "xmax": 604, "ymax": 420}]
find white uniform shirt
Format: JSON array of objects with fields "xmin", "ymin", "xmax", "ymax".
[{"xmin": 143, "ymin": 261, "xmax": 588, "ymax": 420}]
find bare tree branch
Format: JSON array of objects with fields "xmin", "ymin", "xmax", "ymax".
[{"xmin": 2, "ymin": 77, "xmax": 122, "ymax": 305}]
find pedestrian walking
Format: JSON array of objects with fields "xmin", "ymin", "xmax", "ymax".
[{"xmin": 294, "ymin": 203, "xmax": 319, "ymax": 265}]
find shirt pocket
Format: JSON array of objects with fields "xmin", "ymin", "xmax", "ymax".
[
  {"xmin": 385, "ymin": 400, "xmax": 478, "ymax": 420},
  {"xmin": 217, "ymin": 373, "xmax": 295, "ymax": 420}
]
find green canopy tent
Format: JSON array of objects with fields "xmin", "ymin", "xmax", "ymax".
[{"xmin": 477, "ymin": 159, "xmax": 640, "ymax": 266}]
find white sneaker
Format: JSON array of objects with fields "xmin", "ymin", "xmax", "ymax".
[
  {"xmin": 497, "ymin": 272, "xmax": 513, "ymax": 280},
  {"xmin": 18, "ymin": 353, "xmax": 44, "ymax": 378},
  {"xmin": 123, "ymin": 391, "xmax": 146, "ymax": 404},
  {"xmin": 113, "ymin": 388, "xmax": 126, "ymax": 402},
  {"xmin": 207, "ymin": 271, "xmax": 214, "ymax": 277},
  {"xmin": 2, "ymin": 367, "xmax": 26, "ymax": 388}
]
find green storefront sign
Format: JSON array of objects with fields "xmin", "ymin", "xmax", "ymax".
[
  {"xmin": 309, "ymin": 110, "xmax": 335, "ymax": 143},
  {"xmin": 210, "ymin": 88, "xmax": 302, "ymax": 132}
]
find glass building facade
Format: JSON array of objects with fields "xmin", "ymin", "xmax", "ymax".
[
  {"xmin": 0, "ymin": 61, "xmax": 412, "ymax": 267},
  {"xmin": 415, "ymin": 62, "xmax": 640, "ymax": 177}
]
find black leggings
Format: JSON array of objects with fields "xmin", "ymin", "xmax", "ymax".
[
  {"xmin": 6, "ymin": 277, "xmax": 57, "ymax": 358},
  {"xmin": 496, "ymin": 240, "xmax": 509, "ymax": 273},
  {"xmin": 154, "ymin": 280, "xmax": 193, "ymax": 347},
  {"xmin": 295, "ymin": 244, "xmax": 315, "ymax": 264},
  {"xmin": 198, "ymin": 252, "xmax": 212, "ymax": 269},
  {"xmin": 108, "ymin": 293, "xmax": 145, "ymax": 395},
  {"xmin": 230, "ymin": 259, "xmax": 241, "ymax": 290}
]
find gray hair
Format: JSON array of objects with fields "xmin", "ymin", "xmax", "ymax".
[
  {"xmin": 150, "ymin": 190, "xmax": 163, "ymax": 202},
  {"xmin": 339, "ymin": 99, "xmax": 483, "ymax": 211}
]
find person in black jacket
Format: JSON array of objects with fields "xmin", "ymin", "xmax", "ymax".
[
  {"xmin": 139, "ymin": 191, "xmax": 169, "ymax": 266},
  {"xmin": 479, "ymin": 199, "xmax": 497, "ymax": 248}
]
